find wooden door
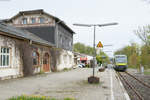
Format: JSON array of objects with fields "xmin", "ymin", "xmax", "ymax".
[{"xmin": 43, "ymin": 53, "xmax": 50, "ymax": 72}]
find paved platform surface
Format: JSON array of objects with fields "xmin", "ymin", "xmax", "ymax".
[{"xmin": 0, "ymin": 68, "xmax": 130, "ymax": 100}]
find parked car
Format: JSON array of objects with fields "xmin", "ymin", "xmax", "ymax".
[{"xmin": 78, "ymin": 63, "xmax": 85, "ymax": 68}]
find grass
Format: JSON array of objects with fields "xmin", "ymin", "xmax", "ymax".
[
  {"xmin": 9, "ymin": 95, "xmax": 53, "ymax": 100},
  {"xmin": 64, "ymin": 98, "xmax": 75, "ymax": 100},
  {"xmin": 143, "ymin": 68, "xmax": 150, "ymax": 75},
  {"xmin": 144, "ymin": 71, "xmax": 150, "ymax": 75},
  {"xmin": 9, "ymin": 95, "xmax": 76, "ymax": 100},
  {"xmin": 63, "ymin": 68, "xmax": 71, "ymax": 71}
]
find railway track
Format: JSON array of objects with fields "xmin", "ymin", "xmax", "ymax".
[{"xmin": 116, "ymin": 71, "xmax": 150, "ymax": 100}]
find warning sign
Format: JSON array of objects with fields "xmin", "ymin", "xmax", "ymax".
[{"xmin": 97, "ymin": 41, "xmax": 103, "ymax": 48}]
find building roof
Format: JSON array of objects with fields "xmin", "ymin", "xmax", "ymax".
[
  {"xmin": 0, "ymin": 21, "xmax": 55, "ymax": 47},
  {"xmin": 20, "ymin": 26, "xmax": 55, "ymax": 44},
  {"xmin": 3, "ymin": 9, "xmax": 75, "ymax": 34}
]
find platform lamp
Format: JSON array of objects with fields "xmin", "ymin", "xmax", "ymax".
[{"xmin": 73, "ymin": 22, "xmax": 118, "ymax": 83}]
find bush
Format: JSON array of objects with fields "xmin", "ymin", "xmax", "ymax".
[
  {"xmin": 9, "ymin": 95, "xmax": 52, "ymax": 100},
  {"xmin": 64, "ymin": 98, "xmax": 76, "ymax": 100},
  {"xmin": 63, "ymin": 68, "xmax": 71, "ymax": 71},
  {"xmin": 85, "ymin": 64, "xmax": 90, "ymax": 68},
  {"xmin": 9, "ymin": 95, "xmax": 75, "ymax": 100}
]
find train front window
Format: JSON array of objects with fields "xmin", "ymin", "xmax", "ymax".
[{"xmin": 115, "ymin": 56, "xmax": 127, "ymax": 63}]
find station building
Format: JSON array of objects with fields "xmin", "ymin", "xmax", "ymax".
[{"xmin": 0, "ymin": 9, "xmax": 76, "ymax": 80}]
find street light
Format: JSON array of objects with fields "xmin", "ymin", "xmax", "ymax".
[{"xmin": 73, "ymin": 22, "xmax": 118, "ymax": 77}]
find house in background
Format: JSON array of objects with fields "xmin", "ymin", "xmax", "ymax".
[
  {"xmin": 74, "ymin": 52, "xmax": 93, "ymax": 67},
  {"xmin": 0, "ymin": 9, "xmax": 76, "ymax": 80}
]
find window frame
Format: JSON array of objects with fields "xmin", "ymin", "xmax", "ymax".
[
  {"xmin": 22, "ymin": 18, "xmax": 27, "ymax": 24},
  {"xmin": 31, "ymin": 17, "xmax": 36, "ymax": 24},
  {"xmin": 0, "ymin": 47, "xmax": 11, "ymax": 68},
  {"xmin": 32, "ymin": 51, "xmax": 39, "ymax": 66},
  {"xmin": 39, "ymin": 17, "xmax": 45, "ymax": 24}
]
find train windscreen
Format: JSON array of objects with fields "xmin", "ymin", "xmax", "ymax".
[{"xmin": 115, "ymin": 56, "xmax": 127, "ymax": 63}]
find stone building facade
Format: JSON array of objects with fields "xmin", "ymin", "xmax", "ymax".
[
  {"xmin": 0, "ymin": 21, "xmax": 55, "ymax": 79},
  {"xmin": 3, "ymin": 9, "xmax": 74, "ymax": 51},
  {"xmin": 0, "ymin": 9, "xmax": 75, "ymax": 80}
]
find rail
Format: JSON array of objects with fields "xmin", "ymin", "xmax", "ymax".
[
  {"xmin": 117, "ymin": 72, "xmax": 144, "ymax": 100},
  {"xmin": 125, "ymin": 71, "xmax": 150, "ymax": 89}
]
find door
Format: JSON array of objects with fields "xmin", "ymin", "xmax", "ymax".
[{"xmin": 43, "ymin": 53, "xmax": 50, "ymax": 72}]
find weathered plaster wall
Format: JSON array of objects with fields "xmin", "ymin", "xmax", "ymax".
[
  {"xmin": 0, "ymin": 33, "xmax": 53, "ymax": 79},
  {"xmin": 31, "ymin": 44, "xmax": 52, "ymax": 74},
  {"xmin": 49, "ymin": 48, "xmax": 75, "ymax": 71},
  {"xmin": 0, "ymin": 34, "xmax": 23, "ymax": 79},
  {"xmin": 16, "ymin": 41, "xmax": 52, "ymax": 76},
  {"xmin": 56, "ymin": 49, "xmax": 74, "ymax": 71}
]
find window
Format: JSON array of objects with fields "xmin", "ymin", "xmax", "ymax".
[
  {"xmin": 31, "ymin": 18, "xmax": 36, "ymax": 24},
  {"xmin": 39, "ymin": 17, "xmax": 45, "ymax": 23},
  {"xmin": 69, "ymin": 55, "xmax": 72, "ymax": 64},
  {"xmin": 63, "ymin": 55, "xmax": 67, "ymax": 64},
  {"xmin": 69, "ymin": 41, "xmax": 72, "ymax": 47},
  {"xmin": 22, "ymin": 18, "xmax": 27, "ymax": 24},
  {"xmin": 0, "ymin": 47, "xmax": 10, "ymax": 67},
  {"xmin": 60, "ymin": 34, "xmax": 62, "ymax": 44},
  {"xmin": 32, "ymin": 51, "xmax": 39, "ymax": 66}
]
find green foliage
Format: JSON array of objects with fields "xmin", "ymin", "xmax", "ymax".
[
  {"xmin": 96, "ymin": 51, "xmax": 110, "ymax": 66},
  {"xmin": 39, "ymin": 70, "xmax": 45, "ymax": 74},
  {"xmin": 140, "ymin": 45, "xmax": 150, "ymax": 68},
  {"xmin": 64, "ymin": 98, "xmax": 76, "ymax": 100},
  {"xmin": 9, "ymin": 95, "xmax": 76, "ymax": 100},
  {"xmin": 144, "ymin": 71, "xmax": 150, "ymax": 75},
  {"xmin": 114, "ymin": 43, "xmax": 140, "ymax": 68},
  {"xmin": 74, "ymin": 42, "xmax": 110, "ymax": 66},
  {"xmin": 134, "ymin": 25, "xmax": 150, "ymax": 69},
  {"xmin": 114, "ymin": 25, "xmax": 150, "ymax": 69},
  {"xmin": 73, "ymin": 42, "xmax": 94, "ymax": 55},
  {"xmin": 114, "ymin": 42, "xmax": 150, "ymax": 69},
  {"xmin": 9, "ymin": 95, "xmax": 52, "ymax": 100},
  {"xmin": 63, "ymin": 68, "xmax": 71, "ymax": 71}
]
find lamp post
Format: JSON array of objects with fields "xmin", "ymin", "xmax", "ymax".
[{"xmin": 73, "ymin": 23, "xmax": 118, "ymax": 77}]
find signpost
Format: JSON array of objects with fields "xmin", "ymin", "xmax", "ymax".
[
  {"xmin": 73, "ymin": 22, "xmax": 118, "ymax": 84},
  {"xmin": 97, "ymin": 41, "xmax": 103, "ymax": 48}
]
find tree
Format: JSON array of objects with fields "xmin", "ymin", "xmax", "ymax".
[
  {"xmin": 73, "ymin": 42, "xmax": 94, "ymax": 55},
  {"xmin": 134, "ymin": 25, "xmax": 150, "ymax": 46},
  {"xmin": 134, "ymin": 25, "xmax": 150, "ymax": 69},
  {"xmin": 96, "ymin": 51, "xmax": 110, "ymax": 66},
  {"xmin": 140, "ymin": 45, "xmax": 150, "ymax": 69}
]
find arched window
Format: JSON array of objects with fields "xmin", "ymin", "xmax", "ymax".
[{"xmin": 32, "ymin": 51, "xmax": 39, "ymax": 66}]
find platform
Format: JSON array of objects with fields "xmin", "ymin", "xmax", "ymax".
[
  {"xmin": 97, "ymin": 68, "xmax": 130, "ymax": 100},
  {"xmin": 0, "ymin": 68, "xmax": 130, "ymax": 100}
]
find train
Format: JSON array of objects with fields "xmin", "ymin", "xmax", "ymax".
[{"xmin": 114, "ymin": 55, "xmax": 128, "ymax": 72}]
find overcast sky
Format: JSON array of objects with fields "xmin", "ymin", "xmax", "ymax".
[{"xmin": 0, "ymin": 0, "xmax": 150, "ymax": 56}]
